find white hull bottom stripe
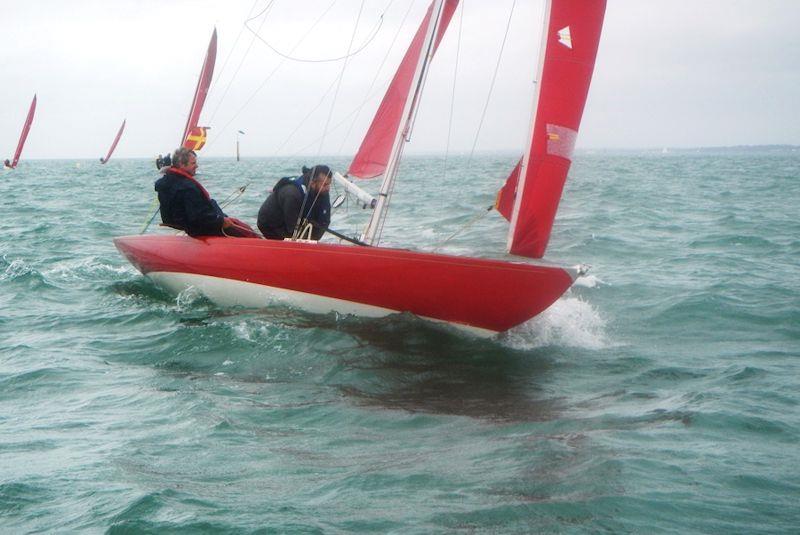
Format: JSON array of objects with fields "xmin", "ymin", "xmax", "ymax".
[{"xmin": 147, "ymin": 272, "xmax": 497, "ymax": 337}]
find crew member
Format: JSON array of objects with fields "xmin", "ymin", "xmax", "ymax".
[
  {"xmin": 257, "ymin": 165, "xmax": 332, "ymax": 240},
  {"xmin": 154, "ymin": 147, "xmax": 257, "ymax": 238}
]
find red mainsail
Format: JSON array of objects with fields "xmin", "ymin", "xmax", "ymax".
[
  {"xmin": 101, "ymin": 119, "xmax": 126, "ymax": 164},
  {"xmin": 348, "ymin": 0, "xmax": 458, "ymax": 179},
  {"xmin": 11, "ymin": 94, "xmax": 37, "ymax": 168},
  {"xmin": 181, "ymin": 28, "xmax": 217, "ymax": 147},
  {"xmin": 502, "ymin": 0, "xmax": 605, "ymax": 259}
]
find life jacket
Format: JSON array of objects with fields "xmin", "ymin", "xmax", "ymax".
[
  {"xmin": 168, "ymin": 166, "xmax": 211, "ymax": 200},
  {"xmin": 272, "ymin": 175, "xmax": 307, "ymax": 196},
  {"xmin": 273, "ymin": 175, "xmax": 330, "ymax": 225}
]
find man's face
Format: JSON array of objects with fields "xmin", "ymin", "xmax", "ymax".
[
  {"xmin": 311, "ymin": 173, "xmax": 331, "ymax": 193},
  {"xmin": 181, "ymin": 154, "xmax": 198, "ymax": 176}
]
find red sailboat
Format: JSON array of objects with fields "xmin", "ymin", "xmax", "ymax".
[
  {"xmin": 4, "ymin": 94, "xmax": 37, "ymax": 169},
  {"xmin": 100, "ymin": 119, "xmax": 126, "ymax": 164},
  {"xmin": 115, "ymin": 0, "xmax": 607, "ymax": 336},
  {"xmin": 182, "ymin": 28, "xmax": 216, "ymax": 150}
]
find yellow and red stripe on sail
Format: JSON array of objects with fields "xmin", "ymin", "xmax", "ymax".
[{"xmin": 183, "ymin": 127, "xmax": 208, "ymax": 151}]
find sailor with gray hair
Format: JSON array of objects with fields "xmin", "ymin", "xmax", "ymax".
[{"xmin": 154, "ymin": 147, "xmax": 258, "ymax": 238}]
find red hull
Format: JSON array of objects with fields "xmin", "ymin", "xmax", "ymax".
[{"xmin": 114, "ymin": 235, "xmax": 576, "ymax": 333}]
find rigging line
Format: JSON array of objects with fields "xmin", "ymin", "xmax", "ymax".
[
  {"xmin": 432, "ymin": 204, "xmax": 492, "ymax": 250},
  {"xmin": 374, "ymin": 166, "xmax": 400, "ymax": 246},
  {"xmin": 336, "ymin": 0, "xmax": 411, "ymax": 155},
  {"xmin": 281, "ymin": 2, "xmax": 418, "ymax": 158},
  {"xmin": 274, "ymin": 0, "xmax": 402, "ymax": 157},
  {"xmin": 317, "ymin": 0, "xmax": 368, "ymax": 156},
  {"xmin": 291, "ymin": 180, "xmax": 325, "ymax": 240},
  {"xmin": 220, "ymin": 182, "xmax": 251, "ymax": 209},
  {"xmin": 273, "ymin": 76, "xmax": 340, "ymax": 156},
  {"xmin": 466, "ymin": 0, "xmax": 517, "ymax": 164},
  {"xmin": 140, "ymin": 195, "xmax": 160, "ymax": 234},
  {"xmin": 209, "ymin": 0, "xmax": 261, "ymax": 93},
  {"xmin": 283, "ymin": 81, "xmax": 384, "ymax": 158},
  {"xmin": 369, "ymin": 1, "xmax": 449, "ymax": 246},
  {"xmin": 207, "ymin": 0, "xmax": 273, "ymax": 125},
  {"xmin": 204, "ymin": 0, "xmax": 339, "ymax": 152},
  {"xmin": 442, "ymin": 0, "xmax": 464, "ymax": 182},
  {"xmin": 245, "ymin": 2, "xmax": 383, "ymax": 63}
]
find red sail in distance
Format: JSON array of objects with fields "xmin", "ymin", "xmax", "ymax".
[
  {"xmin": 181, "ymin": 28, "xmax": 217, "ymax": 147},
  {"xmin": 101, "ymin": 119, "xmax": 126, "ymax": 164},
  {"xmin": 503, "ymin": 0, "xmax": 605, "ymax": 259},
  {"xmin": 10, "ymin": 94, "xmax": 37, "ymax": 168},
  {"xmin": 348, "ymin": 0, "xmax": 459, "ymax": 179}
]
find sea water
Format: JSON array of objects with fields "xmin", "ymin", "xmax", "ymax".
[{"xmin": 1, "ymin": 149, "xmax": 798, "ymax": 533}]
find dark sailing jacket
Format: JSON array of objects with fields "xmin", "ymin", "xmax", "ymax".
[
  {"xmin": 257, "ymin": 176, "xmax": 330, "ymax": 240},
  {"xmin": 154, "ymin": 167, "xmax": 226, "ymax": 237}
]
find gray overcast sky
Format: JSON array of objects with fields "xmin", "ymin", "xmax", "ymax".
[{"xmin": 1, "ymin": 0, "xmax": 799, "ymax": 160}]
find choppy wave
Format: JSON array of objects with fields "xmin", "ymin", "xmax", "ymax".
[
  {"xmin": 1, "ymin": 152, "xmax": 799, "ymax": 533},
  {"xmin": 505, "ymin": 294, "xmax": 609, "ymax": 350}
]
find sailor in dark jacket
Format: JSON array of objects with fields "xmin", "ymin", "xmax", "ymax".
[
  {"xmin": 155, "ymin": 147, "xmax": 257, "ymax": 237},
  {"xmin": 257, "ymin": 165, "xmax": 332, "ymax": 240}
]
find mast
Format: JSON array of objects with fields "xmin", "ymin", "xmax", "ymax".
[{"xmin": 361, "ymin": 0, "xmax": 446, "ymax": 245}]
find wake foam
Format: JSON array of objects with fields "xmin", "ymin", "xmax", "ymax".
[
  {"xmin": 573, "ymin": 273, "xmax": 604, "ymax": 288},
  {"xmin": 175, "ymin": 285, "xmax": 206, "ymax": 309},
  {"xmin": 503, "ymin": 294, "xmax": 608, "ymax": 350},
  {"xmin": 1, "ymin": 259, "xmax": 34, "ymax": 281},
  {"xmin": 44, "ymin": 257, "xmax": 133, "ymax": 281}
]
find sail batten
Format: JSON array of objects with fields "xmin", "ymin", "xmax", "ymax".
[
  {"xmin": 504, "ymin": 0, "xmax": 606, "ymax": 259},
  {"xmin": 10, "ymin": 94, "xmax": 37, "ymax": 168},
  {"xmin": 182, "ymin": 28, "xmax": 217, "ymax": 147},
  {"xmin": 101, "ymin": 119, "xmax": 126, "ymax": 164}
]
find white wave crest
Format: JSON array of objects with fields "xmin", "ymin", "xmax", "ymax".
[
  {"xmin": 574, "ymin": 273, "xmax": 604, "ymax": 288},
  {"xmin": 44, "ymin": 257, "xmax": 134, "ymax": 281},
  {"xmin": 504, "ymin": 295, "xmax": 608, "ymax": 350},
  {"xmin": 176, "ymin": 285, "xmax": 205, "ymax": 309},
  {"xmin": 229, "ymin": 319, "xmax": 289, "ymax": 345},
  {"xmin": 1, "ymin": 259, "xmax": 33, "ymax": 281}
]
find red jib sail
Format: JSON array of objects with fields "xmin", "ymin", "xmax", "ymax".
[
  {"xmin": 500, "ymin": 0, "xmax": 606, "ymax": 259},
  {"xmin": 181, "ymin": 28, "xmax": 217, "ymax": 148},
  {"xmin": 10, "ymin": 94, "xmax": 37, "ymax": 168},
  {"xmin": 348, "ymin": 0, "xmax": 458, "ymax": 179},
  {"xmin": 101, "ymin": 119, "xmax": 126, "ymax": 164},
  {"xmin": 495, "ymin": 157, "xmax": 521, "ymax": 221}
]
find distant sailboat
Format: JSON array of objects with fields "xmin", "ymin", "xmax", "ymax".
[
  {"xmin": 4, "ymin": 94, "xmax": 37, "ymax": 169},
  {"xmin": 181, "ymin": 28, "xmax": 216, "ymax": 150},
  {"xmin": 100, "ymin": 119, "xmax": 126, "ymax": 164},
  {"xmin": 116, "ymin": 0, "xmax": 607, "ymax": 335},
  {"xmin": 155, "ymin": 28, "xmax": 216, "ymax": 170}
]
